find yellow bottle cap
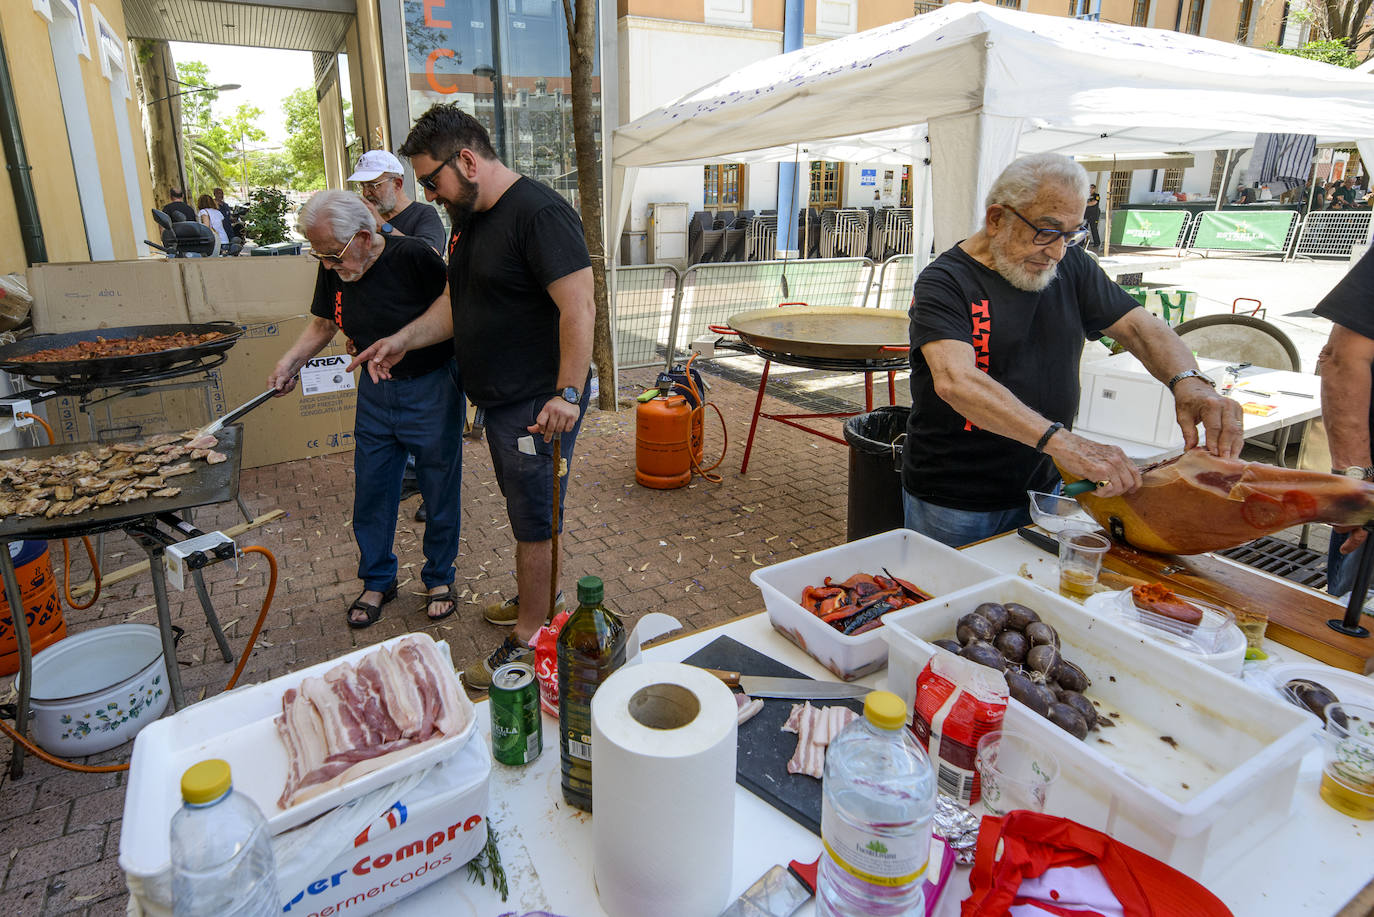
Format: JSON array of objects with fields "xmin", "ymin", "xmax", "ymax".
[
  {"xmin": 864, "ymin": 691, "xmax": 907, "ymax": 730},
  {"xmin": 181, "ymin": 759, "xmax": 233, "ymax": 805}
]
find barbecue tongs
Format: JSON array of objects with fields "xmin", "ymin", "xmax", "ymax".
[{"xmin": 196, "ymin": 389, "xmax": 276, "ymax": 438}]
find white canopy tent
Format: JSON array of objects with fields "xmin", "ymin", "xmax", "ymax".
[{"xmin": 610, "ymin": 2, "xmax": 1374, "ymax": 265}]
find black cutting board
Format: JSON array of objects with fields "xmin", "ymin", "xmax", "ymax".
[{"xmin": 682, "ymin": 635, "xmax": 864, "ymax": 836}]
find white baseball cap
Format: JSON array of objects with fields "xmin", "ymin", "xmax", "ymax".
[{"xmin": 348, "ymin": 150, "xmax": 405, "ymax": 182}]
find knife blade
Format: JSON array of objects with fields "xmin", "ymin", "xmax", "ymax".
[
  {"xmin": 196, "ymin": 389, "xmax": 276, "ymax": 438},
  {"xmin": 696, "ymin": 667, "xmax": 869, "ymax": 699}
]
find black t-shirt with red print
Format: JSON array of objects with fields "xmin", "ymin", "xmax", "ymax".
[{"xmin": 902, "ymin": 244, "xmax": 1138, "ymax": 511}]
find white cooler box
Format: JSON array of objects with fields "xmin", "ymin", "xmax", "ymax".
[
  {"xmin": 120, "ymin": 636, "xmax": 490, "ymax": 917},
  {"xmin": 1076, "ymin": 354, "xmax": 1228, "ymax": 448}
]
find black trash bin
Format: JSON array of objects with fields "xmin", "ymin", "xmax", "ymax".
[{"xmin": 843, "ymin": 405, "xmax": 909, "ymax": 542}]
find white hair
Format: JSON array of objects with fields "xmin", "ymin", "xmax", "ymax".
[
  {"xmin": 985, "ymin": 153, "xmax": 1090, "ymax": 212},
  {"xmin": 298, "ymin": 190, "xmax": 373, "ymax": 242}
]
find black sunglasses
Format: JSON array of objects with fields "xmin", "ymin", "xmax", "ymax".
[
  {"xmin": 1004, "ymin": 206, "xmax": 1090, "ymax": 248},
  {"xmin": 417, "ymin": 151, "xmax": 461, "ymax": 192}
]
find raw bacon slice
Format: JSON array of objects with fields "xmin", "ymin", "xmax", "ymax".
[
  {"xmin": 274, "ymin": 635, "xmax": 473, "ymax": 809},
  {"xmin": 782, "ymin": 702, "xmax": 858, "ymax": 779},
  {"xmin": 1068, "ymin": 449, "xmax": 1374, "ymax": 555},
  {"xmin": 735, "ymin": 693, "xmax": 764, "ymax": 726}
]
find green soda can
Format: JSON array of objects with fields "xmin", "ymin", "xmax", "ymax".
[{"xmin": 490, "ymin": 662, "xmax": 542, "ymax": 766}]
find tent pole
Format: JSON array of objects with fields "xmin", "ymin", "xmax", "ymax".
[
  {"xmin": 1102, "ymin": 159, "xmax": 1114, "ymax": 258},
  {"xmin": 1215, "ymin": 149, "xmax": 1235, "ymax": 211}
]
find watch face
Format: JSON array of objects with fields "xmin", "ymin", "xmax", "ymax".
[{"xmin": 561, "ymin": 387, "xmax": 579, "ymax": 404}]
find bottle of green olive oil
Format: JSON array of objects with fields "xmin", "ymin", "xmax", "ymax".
[{"xmin": 556, "ymin": 575, "xmax": 626, "ymax": 811}]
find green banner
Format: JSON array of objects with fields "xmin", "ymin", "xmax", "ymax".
[
  {"xmin": 1192, "ymin": 212, "xmax": 1296, "ymax": 252},
  {"xmin": 1110, "ymin": 210, "xmax": 1188, "ymax": 248}
]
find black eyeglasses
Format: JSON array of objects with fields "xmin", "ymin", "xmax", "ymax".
[
  {"xmin": 1004, "ymin": 207, "xmax": 1090, "ymax": 248},
  {"xmin": 308, "ymin": 229, "xmax": 361, "ymax": 264},
  {"xmin": 417, "ymin": 151, "xmax": 460, "ymax": 192}
]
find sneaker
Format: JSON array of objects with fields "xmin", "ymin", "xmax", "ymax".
[
  {"xmin": 483, "ymin": 591, "xmax": 566, "ymax": 626},
  {"xmin": 462, "ymin": 634, "xmax": 534, "ymax": 691}
]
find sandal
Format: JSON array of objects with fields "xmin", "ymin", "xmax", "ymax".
[
  {"xmin": 426, "ymin": 585, "xmax": 458, "ymax": 622},
  {"xmin": 346, "ymin": 583, "xmax": 398, "ymax": 630}
]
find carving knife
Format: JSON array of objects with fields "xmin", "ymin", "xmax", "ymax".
[{"xmin": 695, "ymin": 667, "xmax": 869, "ymax": 699}]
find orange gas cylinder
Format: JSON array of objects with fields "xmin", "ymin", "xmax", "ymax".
[
  {"xmin": 636, "ymin": 390, "xmax": 693, "ymax": 489},
  {"xmin": 0, "ymin": 541, "xmax": 66, "ymax": 676}
]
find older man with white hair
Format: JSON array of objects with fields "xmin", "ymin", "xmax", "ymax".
[
  {"xmin": 901, "ymin": 152, "xmax": 1243, "ymax": 547},
  {"xmin": 268, "ymin": 190, "xmax": 464, "ymax": 628},
  {"xmin": 349, "ymin": 150, "xmax": 447, "ymax": 255}
]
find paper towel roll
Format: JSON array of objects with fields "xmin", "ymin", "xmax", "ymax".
[{"xmin": 591, "ymin": 661, "xmax": 737, "ymax": 917}]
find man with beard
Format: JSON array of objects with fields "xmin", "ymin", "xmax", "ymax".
[
  {"xmin": 351, "ymin": 105, "xmax": 593, "ymax": 690},
  {"xmin": 901, "ymin": 153, "xmax": 1242, "ymax": 547},
  {"xmin": 349, "ymin": 150, "xmax": 447, "ymax": 255}
]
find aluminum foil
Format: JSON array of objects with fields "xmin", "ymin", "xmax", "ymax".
[{"xmin": 933, "ymin": 793, "xmax": 981, "ymax": 864}]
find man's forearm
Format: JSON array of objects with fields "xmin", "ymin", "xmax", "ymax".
[
  {"xmin": 557, "ymin": 301, "xmax": 594, "ymax": 391},
  {"xmin": 396, "ymin": 292, "xmax": 454, "ymax": 351},
  {"xmin": 1110, "ymin": 309, "xmax": 1198, "ymax": 385},
  {"xmin": 1323, "ymin": 353, "xmax": 1373, "ymax": 468},
  {"xmin": 281, "ymin": 317, "xmax": 338, "ymax": 372},
  {"xmin": 933, "ymin": 363, "xmax": 1058, "ymax": 447}
]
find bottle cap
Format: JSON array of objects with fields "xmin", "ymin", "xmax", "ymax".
[
  {"xmin": 181, "ymin": 758, "xmax": 233, "ymax": 805},
  {"xmin": 577, "ymin": 575, "xmax": 603, "ymax": 606},
  {"xmin": 863, "ymin": 691, "xmax": 907, "ymax": 730}
]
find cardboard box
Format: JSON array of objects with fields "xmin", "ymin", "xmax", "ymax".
[{"xmin": 27, "ymin": 260, "xmax": 189, "ymax": 332}]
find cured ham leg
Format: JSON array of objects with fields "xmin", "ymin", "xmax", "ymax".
[{"xmin": 1065, "ymin": 449, "xmax": 1374, "ymax": 555}]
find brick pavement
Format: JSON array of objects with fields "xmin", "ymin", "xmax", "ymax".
[{"xmin": 0, "ymin": 359, "xmax": 875, "ymax": 915}]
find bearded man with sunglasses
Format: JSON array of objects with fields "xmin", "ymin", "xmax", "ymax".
[
  {"xmin": 268, "ymin": 190, "xmax": 464, "ymax": 628},
  {"xmin": 901, "ymin": 153, "xmax": 1242, "ymax": 547}
]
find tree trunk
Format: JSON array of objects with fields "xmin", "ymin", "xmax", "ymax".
[
  {"xmin": 562, "ymin": 0, "xmax": 616, "ymax": 411},
  {"xmin": 132, "ymin": 39, "xmax": 184, "ymax": 203}
]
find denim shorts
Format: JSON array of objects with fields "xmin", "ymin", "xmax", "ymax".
[{"xmin": 483, "ymin": 389, "xmax": 590, "ymax": 542}]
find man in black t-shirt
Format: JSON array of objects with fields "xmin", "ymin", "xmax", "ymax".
[
  {"xmin": 1314, "ymin": 248, "xmax": 1374, "ymax": 594},
  {"xmin": 161, "ymin": 189, "xmax": 197, "ymax": 223},
  {"xmin": 349, "ymin": 150, "xmax": 447, "ymax": 255},
  {"xmin": 353, "ymin": 104, "xmax": 593, "ymax": 691},
  {"xmin": 903, "ymin": 153, "xmax": 1242, "ymax": 547},
  {"xmin": 268, "ymin": 190, "xmax": 463, "ymax": 629}
]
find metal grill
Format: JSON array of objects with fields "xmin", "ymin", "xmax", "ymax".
[
  {"xmin": 1218, "ymin": 535, "xmax": 1328, "ymax": 590},
  {"xmin": 874, "ymin": 255, "xmax": 915, "ymax": 311},
  {"xmin": 612, "ymin": 264, "xmax": 682, "ymax": 369},
  {"xmin": 1293, "ymin": 211, "xmax": 1373, "ymax": 259},
  {"xmin": 671, "ymin": 259, "xmax": 876, "ymax": 363}
]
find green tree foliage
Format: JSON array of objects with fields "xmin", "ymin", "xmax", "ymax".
[
  {"xmin": 1267, "ymin": 37, "xmax": 1362, "ymax": 67},
  {"xmin": 243, "ymin": 187, "xmax": 291, "ymax": 245},
  {"xmin": 249, "ymin": 152, "xmax": 297, "ymax": 189},
  {"xmin": 174, "ymin": 60, "xmax": 218, "ymax": 132},
  {"xmin": 283, "ymin": 87, "xmax": 327, "ymax": 191},
  {"xmin": 175, "ymin": 60, "xmax": 226, "ymax": 195}
]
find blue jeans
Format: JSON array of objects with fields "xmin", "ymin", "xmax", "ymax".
[
  {"xmin": 352, "ymin": 360, "xmax": 464, "ymax": 591},
  {"xmin": 903, "ymin": 490, "xmax": 1031, "ymax": 548},
  {"xmin": 482, "ymin": 387, "xmax": 590, "ymax": 542}
]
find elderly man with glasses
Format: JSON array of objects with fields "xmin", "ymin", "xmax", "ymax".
[
  {"xmin": 267, "ymin": 190, "xmax": 465, "ymax": 628},
  {"xmin": 901, "ymin": 153, "xmax": 1242, "ymax": 547},
  {"xmin": 349, "ymin": 150, "xmax": 447, "ymax": 256}
]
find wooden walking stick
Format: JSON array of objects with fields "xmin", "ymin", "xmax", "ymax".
[{"xmin": 550, "ymin": 437, "xmax": 561, "ymax": 618}]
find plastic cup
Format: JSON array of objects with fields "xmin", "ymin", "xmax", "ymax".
[
  {"xmin": 1057, "ymin": 530, "xmax": 1111, "ymax": 599},
  {"xmin": 975, "ymin": 730, "xmax": 1059, "ymax": 816},
  {"xmin": 1320, "ymin": 702, "xmax": 1374, "ymax": 820},
  {"xmin": 1233, "ymin": 608, "xmax": 1269, "ymax": 658}
]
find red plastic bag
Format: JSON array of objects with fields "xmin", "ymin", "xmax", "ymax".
[
  {"xmin": 911, "ymin": 652, "xmax": 1007, "ymax": 806},
  {"xmin": 962, "ymin": 811, "xmax": 1233, "ymax": 917},
  {"xmin": 533, "ymin": 609, "xmax": 572, "ymax": 716}
]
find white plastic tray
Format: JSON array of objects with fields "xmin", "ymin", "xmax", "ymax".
[
  {"xmin": 1083, "ymin": 589, "xmax": 1245, "ymax": 675},
  {"xmin": 749, "ymin": 528, "xmax": 999, "ymax": 681},
  {"xmin": 882, "ymin": 575, "xmax": 1316, "ymax": 880},
  {"xmin": 119, "ymin": 634, "xmax": 476, "ymax": 877}
]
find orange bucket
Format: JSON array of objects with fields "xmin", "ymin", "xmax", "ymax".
[{"xmin": 0, "ymin": 542, "xmax": 67, "ymax": 676}]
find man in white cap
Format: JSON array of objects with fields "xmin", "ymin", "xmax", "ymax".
[{"xmin": 349, "ymin": 150, "xmax": 447, "ymax": 255}]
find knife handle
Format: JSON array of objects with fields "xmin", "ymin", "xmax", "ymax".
[{"xmin": 700, "ymin": 668, "xmax": 741, "ymax": 688}]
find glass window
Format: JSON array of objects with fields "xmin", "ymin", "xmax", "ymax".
[
  {"xmin": 1236, "ymin": 0, "xmax": 1253, "ymax": 41},
  {"xmin": 809, "ymin": 161, "xmax": 843, "ymax": 208},
  {"xmin": 1132, "ymin": 0, "xmax": 1150, "ymax": 27},
  {"xmin": 1185, "ymin": 0, "xmax": 1204, "ymax": 34},
  {"xmin": 704, "ymin": 164, "xmax": 742, "ymax": 208},
  {"xmin": 1161, "ymin": 168, "xmax": 1184, "ymax": 193},
  {"xmin": 401, "ymin": 0, "xmax": 600, "ymax": 208}
]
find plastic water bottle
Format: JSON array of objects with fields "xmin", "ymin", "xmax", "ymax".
[
  {"xmin": 170, "ymin": 759, "xmax": 281, "ymax": 917},
  {"xmin": 817, "ymin": 691, "xmax": 935, "ymax": 917}
]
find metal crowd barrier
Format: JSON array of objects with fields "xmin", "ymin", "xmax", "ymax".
[
  {"xmin": 874, "ymin": 255, "xmax": 915, "ymax": 311},
  {"xmin": 616, "ymin": 258, "xmax": 875, "ymax": 369},
  {"xmin": 612, "ymin": 264, "xmax": 682, "ymax": 370},
  {"xmin": 1293, "ymin": 210, "xmax": 1373, "ymax": 259}
]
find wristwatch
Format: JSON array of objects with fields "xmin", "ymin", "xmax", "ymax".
[
  {"xmin": 559, "ymin": 386, "xmax": 581, "ymax": 405},
  {"xmin": 1335, "ymin": 465, "xmax": 1374, "ymax": 480},
  {"xmin": 380, "ymin": 222, "xmax": 394, "ymax": 234},
  {"xmin": 1166, "ymin": 369, "xmax": 1216, "ymax": 393}
]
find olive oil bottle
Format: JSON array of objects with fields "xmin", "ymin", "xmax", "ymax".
[{"xmin": 557, "ymin": 575, "xmax": 626, "ymax": 811}]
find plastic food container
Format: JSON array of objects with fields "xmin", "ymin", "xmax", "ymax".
[
  {"xmin": 25, "ymin": 624, "xmax": 169, "ymax": 756},
  {"xmin": 750, "ymin": 529, "xmax": 998, "ymax": 681},
  {"xmin": 1082, "ymin": 591, "xmax": 1246, "ymax": 676},
  {"xmin": 1113, "ymin": 588, "xmax": 1235, "ymax": 653},
  {"xmin": 881, "ymin": 575, "xmax": 1315, "ymax": 880},
  {"xmin": 1026, "ymin": 490, "xmax": 1099, "ymax": 535}
]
